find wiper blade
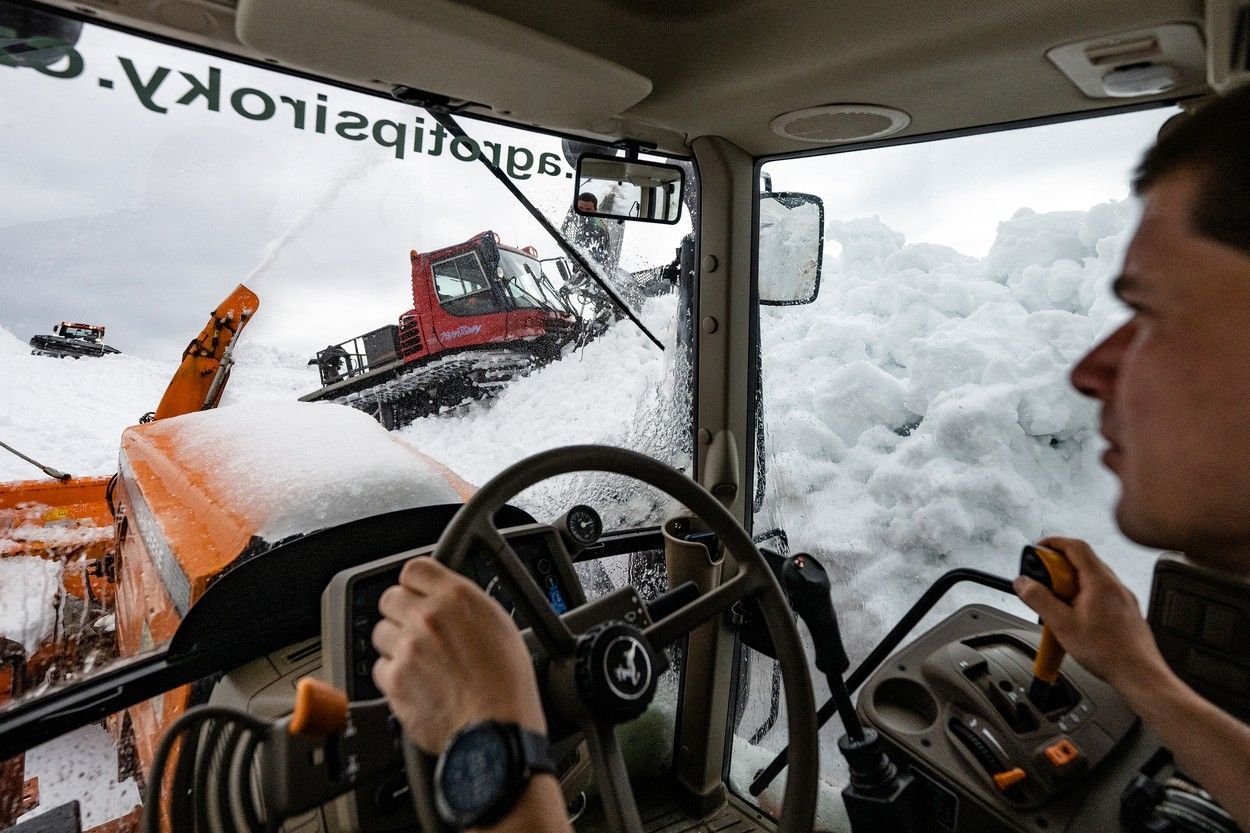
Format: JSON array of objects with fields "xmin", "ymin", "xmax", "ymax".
[
  {"xmin": 424, "ymin": 108, "xmax": 664, "ymax": 352},
  {"xmin": 0, "ymin": 439, "xmax": 71, "ymax": 480}
]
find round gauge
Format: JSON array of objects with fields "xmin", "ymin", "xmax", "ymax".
[
  {"xmin": 565, "ymin": 504, "xmax": 603, "ymax": 547},
  {"xmin": 484, "ymin": 575, "xmax": 527, "ymax": 627}
]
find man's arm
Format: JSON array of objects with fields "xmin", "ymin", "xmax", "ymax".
[
  {"xmin": 1015, "ymin": 537, "xmax": 1250, "ymax": 829},
  {"xmin": 1119, "ymin": 665, "xmax": 1250, "ymax": 829},
  {"xmin": 371, "ymin": 558, "xmax": 572, "ymax": 833}
]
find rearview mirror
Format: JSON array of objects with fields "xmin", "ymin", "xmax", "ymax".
[
  {"xmin": 758, "ymin": 192, "xmax": 824, "ymax": 306},
  {"xmin": 574, "ymin": 154, "xmax": 685, "ymax": 224}
]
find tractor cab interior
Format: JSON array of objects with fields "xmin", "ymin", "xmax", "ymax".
[{"xmin": 2, "ymin": 1, "xmax": 1250, "ymax": 833}]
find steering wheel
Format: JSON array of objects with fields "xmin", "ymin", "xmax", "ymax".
[{"xmin": 403, "ymin": 445, "xmax": 818, "ymax": 833}]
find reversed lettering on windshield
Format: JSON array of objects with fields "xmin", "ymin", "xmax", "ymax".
[{"xmin": 2, "ymin": 45, "xmax": 569, "ymax": 176}]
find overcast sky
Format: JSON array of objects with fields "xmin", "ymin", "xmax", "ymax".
[{"xmin": 1, "ymin": 17, "xmax": 1174, "ymax": 360}]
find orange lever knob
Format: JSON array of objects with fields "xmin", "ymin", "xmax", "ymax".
[
  {"xmin": 289, "ymin": 677, "xmax": 349, "ymax": 737},
  {"xmin": 1021, "ymin": 545, "xmax": 1078, "ymax": 685}
]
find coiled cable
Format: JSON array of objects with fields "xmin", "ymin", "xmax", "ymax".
[{"xmin": 143, "ymin": 705, "xmax": 273, "ymax": 833}]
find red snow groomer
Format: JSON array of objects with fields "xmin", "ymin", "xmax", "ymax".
[{"xmin": 301, "ymin": 231, "xmax": 580, "ymax": 428}]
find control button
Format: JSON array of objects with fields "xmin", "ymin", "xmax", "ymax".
[
  {"xmin": 355, "ymin": 659, "xmax": 372, "ymax": 679},
  {"xmin": 993, "ymin": 768, "xmax": 1027, "ymax": 790},
  {"xmin": 548, "ymin": 583, "xmax": 569, "ymax": 614},
  {"xmin": 537, "ymin": 558, "xmax": 552, "ymax": 575},
  {"xmin": 1044, "ymin": 739, "xmax": 1080, "ymax": 767},
  {"xmin": 1200, "ymin": 603, "xmax": 1241, "ymax": 650},
  {"xmin": 354, "ymin": 614, "xmax": 372, "ymax": 632},
  {"xmin": 1163, "ymin": 590, "xmax": 1202, "ymax": 636}
]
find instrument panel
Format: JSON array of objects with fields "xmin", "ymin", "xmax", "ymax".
[
  {"xmin": 327, "ymin": 524, "xmax": 588, "ymax": 701},
  {"xmin": 318, "ymin": 522, "xmax": 590, "ymax": 832}
]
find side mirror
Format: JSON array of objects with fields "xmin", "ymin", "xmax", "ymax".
[
  {"xmin": 758, "ymin": 192, "xmax": 824, "ymax": 306},
  {"xmin": 574, "ymin": 153, "xmax": 685, "ymax": 224}
]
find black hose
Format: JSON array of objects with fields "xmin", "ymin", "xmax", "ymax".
[
  {"xmin": 196, "ymin": 718, "xmax": 231, "ymax": 832},
  {"xmin": 748, "ymin": 661, "xmax": 783, "ymax": 745},
  {"xmin": 238, "ymin": 730, "xmax": 268, "ymax": 832},
  {"xmin": 143, "ymin": 706, "xmax": 270, "ymax": 833},
  {"xmin": 213, "ymin": 723, "xmax": 249, "ymax": 832},
  {"xmin": 170, "ymin": 715, "xmax": 202, "ymax": 830}
]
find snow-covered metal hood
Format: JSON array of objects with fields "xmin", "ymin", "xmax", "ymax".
[{"xmin": 117, "ymin": 400, "xmax": 473, "ymax": 613}]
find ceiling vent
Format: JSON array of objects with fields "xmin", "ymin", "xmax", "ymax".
[
  {"xmin": 1047, "ymin": 23, "xmax": 1206, "ymax": 99},
  {"xmin": 770, "ymin": 104, "xmax": 911, "ymax": 145}
]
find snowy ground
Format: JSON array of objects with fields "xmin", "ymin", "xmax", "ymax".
[
  {"xmin": 1, "ymin": 198, "xmax": 1157, "ymax": 830},
  {"xmin": 732, "ymin": 200, "xmax": 1159, "ymax": 807}
]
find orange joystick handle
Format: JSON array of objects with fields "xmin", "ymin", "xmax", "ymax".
[
  {"xmin": 1020, "ymin": 545, "xmax": 1078, "ymax": 689},
  {"xmin": 289, "ymin": 677, "xmax": 350, "ymax": 737}
]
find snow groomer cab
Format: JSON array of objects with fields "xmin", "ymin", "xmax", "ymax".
[{"xmin": 2, "ymin": 1, "xmax": 1249, "ymax": 833}]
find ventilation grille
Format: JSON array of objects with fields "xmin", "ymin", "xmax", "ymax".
[
  {"xmin": 285, "ymin": 641, "xmax": 321, "ymax": 665},
  {"xmin": 770, "ymin": 104, "xmax": 911, "ymax": 145}
]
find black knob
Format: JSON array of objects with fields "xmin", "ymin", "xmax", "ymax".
[
  {"xmin": 574, "ymin": 623, "xmax": 659, "ymax": 724},
  {"xmin": 783, "ymin": 553, "xmax": 850, "ymax": 675}
]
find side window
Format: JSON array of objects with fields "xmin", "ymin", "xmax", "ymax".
[
  {"xmin": 432, "ymin": 253, "xmax": 503, "ymax": 316},
  {"xmin": 733, "ymin": 105, "xmax": 1181, "ymax": 817}
]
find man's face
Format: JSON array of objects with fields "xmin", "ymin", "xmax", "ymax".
[
  {"xmin": 577, "ymin": 198, "xmax": 596, "ymax": 214},
  {"xmin": 1071, "ymin": 171, "xmax": 1250, "ymax": 565}
]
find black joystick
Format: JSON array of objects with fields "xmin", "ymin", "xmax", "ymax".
[{"xmin": 782, "ymin": 553, "xmax": 927, "ymax": 833}]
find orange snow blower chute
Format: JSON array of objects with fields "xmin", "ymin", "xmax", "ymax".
[{"xmin": 153, "ymin": 284, "xmax": 259, "ymax": 420}]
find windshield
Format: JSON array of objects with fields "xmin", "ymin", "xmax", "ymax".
[
  {"xmin": 734, "ymin": 106, "xmax": 1181, "ymax": 824},
  {"xmin": 0, "ymin": 6, "xmax": 695, "ymax": 825},
  {"xmin": 497, "ymin": 247, "xmax": 569, "ymax": 311}
]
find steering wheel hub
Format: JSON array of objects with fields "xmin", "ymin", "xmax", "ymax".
[{"xmin": 575, "ymin": 622, "xmax": 659, "ymax": 723}]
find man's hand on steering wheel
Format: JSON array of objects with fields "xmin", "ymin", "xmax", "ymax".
[
  {"xmin": 365, "ymin": 445, "xmax": 817, "ymax": 833},
  {"xmin": 371, "ymin": 558, "xmax": 545, "ymax": 754}
]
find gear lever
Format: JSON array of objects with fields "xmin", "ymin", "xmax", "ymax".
[
  {"xmin": 781, "ymin": 553, "xmax": 927, "ymax": 833},
  {"xmin": 1019, "ymin": 545, "xmax": 1078, "ymax": 709}
]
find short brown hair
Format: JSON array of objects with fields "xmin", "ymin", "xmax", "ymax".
[{"xmin": 1133, "ymin": 85, "xmax": 1250, "ymax": 254}]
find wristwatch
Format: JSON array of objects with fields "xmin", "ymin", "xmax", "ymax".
[{"xmin": 433, "ymin": 721, "xmax": 557, "ymax": 829}]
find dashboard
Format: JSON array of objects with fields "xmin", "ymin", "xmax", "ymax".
[{"xmin": 331, "ymin": 524, "xmax": 589, "ymax": 700}]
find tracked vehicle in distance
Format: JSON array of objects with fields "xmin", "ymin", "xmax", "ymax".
[
  {"xmin": 301, "ymin": 231, "xmax": 580, "ymax": 429},
  {"xmin": 28, "ymin": 322, "xmax": 120, "ymax": 359}
]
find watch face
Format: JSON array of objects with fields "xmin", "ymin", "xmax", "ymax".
[{"xmin": 439, "ymin": 726, "xmax": 511, "ymax": 816}]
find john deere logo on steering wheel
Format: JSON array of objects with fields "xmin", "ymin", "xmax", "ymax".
[{"xmin": 604, "ymin": 635, "xmax": 652, "ymax": 700}]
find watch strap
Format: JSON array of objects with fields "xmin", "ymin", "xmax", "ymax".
[
  {"xmin": 434, "ymin": 721, "xmax": 556, "ymax": 830},
  {"xmin": 516, "ymin": 726, "xmax": 557, "ymax": 777}
]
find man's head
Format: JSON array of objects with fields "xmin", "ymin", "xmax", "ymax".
[
  {"xmin": 576, "ymin": 192, "xmax": 598, "ymax": 214},
  {"xmin": 1070, "ymin": 86, "xmax": 1250, "ymax": 567}
]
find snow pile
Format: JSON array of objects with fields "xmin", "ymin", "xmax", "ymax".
[
  {"xmin": 0, "ymin": 324, "xmax": 27, "ymax": 355},
  {"xmin": 156, "ymin": 400, "xmax": 466, "ymax": 543},
  {"xmin": 0, "ymin": 521, "xmax": 113, "ymax": 557},
  {"xmin": 0, "ymin": 556, "xmax": 62, "ymax": 654},
  {"xmin": 0, "ymin": 337, "xmax": 310, "ymax": 481},
  {"xmin": 399, "ymin": 293, "xmax": 690, "ymax": 528}
]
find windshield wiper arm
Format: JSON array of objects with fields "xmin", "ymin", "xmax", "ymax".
[
  {"xmin": 420, "ymin": 106, "xmax": 664, "ymax": 352},
  {"xmin": 0, "ymin": 439, "xmax": 71, "ymax": 480}
]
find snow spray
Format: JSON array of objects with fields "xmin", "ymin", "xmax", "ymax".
[{"xmin": 243, "ymin": 154, "xmax": 386, "ymax": 286}]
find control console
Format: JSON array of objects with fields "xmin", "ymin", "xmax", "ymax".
[{"xmin": 857, "ymin": 604, "xmax": 1161, "ymax": 833}]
